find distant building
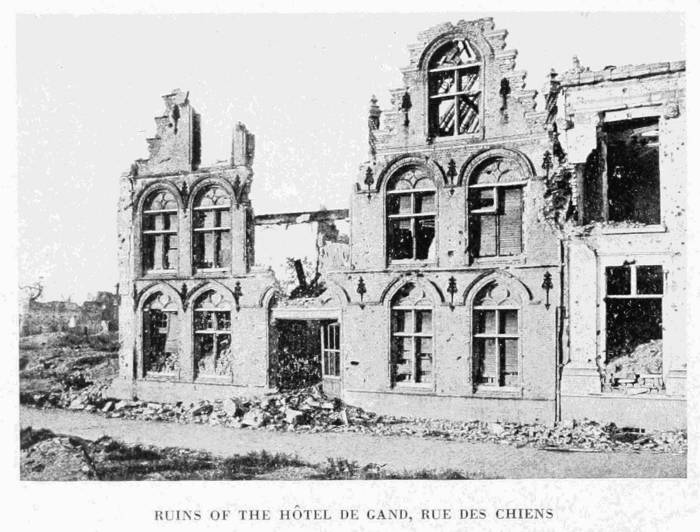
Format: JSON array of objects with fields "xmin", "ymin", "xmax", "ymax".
[
  {"xmin": 112, "ymin": 19, "xmax": 685, "ymax": 429},
  {"xmin": 19, "ymin": 291, "xmax": 118, "ymax": 335}
]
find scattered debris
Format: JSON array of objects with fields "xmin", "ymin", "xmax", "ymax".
[{"xmin": 20, "ymin": 382, "xmax": 686, "ymax": 455}]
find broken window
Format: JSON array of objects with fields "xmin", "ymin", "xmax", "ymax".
[
  {"xmin": 604, "ymin": 264, "xmax": 663, "ymax": 390},
  {"xmin": 387, "ymin": 167, "xmax": 436, "ymax": 262},
  {"xmin": 468, "ymin": 159, "xmax": 526, "ymax": 258},
  {"xmin": 428, "ymin": 39, "xmax": 481, "ymax": 138},
  {"xmin": 472, "ymin": 281, "xmax": 520, "ymax": 388},
  {"xmin": 390, "ymin": 283, "xmax": 433, "ymax": 385},
  {"xmin": 193, "ymin": 290, "xmax": 233, "ymax": 379},
  {"xmin": 142, "ymin": 292, "xmax": 179, "ymax": 375},
  {"xmin": 584, "ymin": 117, "xmax": 660, "ymax": 224},
  {"xmin": 321, "ymin": 322, "xmax": 341, "ymax": 378},
  {"xmin": 193, "ymin": 186, "xmax": 232, "ymax": 270},
  {"xmin": 142, "ymin": 190, "xmax": 178, "ymax": 273}
]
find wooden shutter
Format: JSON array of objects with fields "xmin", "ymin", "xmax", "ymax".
[{"xmin": 498, "ymin": 187, "xmax": 522, "ymax": 255}]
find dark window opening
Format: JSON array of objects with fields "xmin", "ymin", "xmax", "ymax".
[
  {"xmin": 142, "ymin": 293, "xmax": 179, "ymax": 375},
  {"xmin": 604, "ymin": 264, "xmax": 664, "ymax": 392},
  {"xmin": 583, "ymin": 117, "xmax": 660, "ymax": 225},
  {"xmin": 386, "ymin": 168, "xmax": 436, "ymax": 262}
]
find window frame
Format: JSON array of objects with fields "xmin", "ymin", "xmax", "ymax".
[
  {"xmin": 141, "ymin": 190, "xmax": 179, "ymax": 275},
  {"xmin": 191, "ymin": 186, "xmax": 233, "ymax": 273},
  {"xmin": 140, "ymin": 290, "xmax": 181, "ymax": 380},
  {"xmin": 602, "ymin": 262, "xmax": 664, "ymax": 374},
  {"xmin": 470, "ymin": 282, "xmax": 522, "ymax": 392},
  {"xmin": 385, "ymin": 167, "xmax": 438, "ymax": 265},
  {"xmin": 426, "ymin": 38, "xmax": 483, "ymax": 139},
  {"xmin": 192, "ymin": 291, "xmax": 234, "ymax": 381},
  {"xmin": 320, "ymin": 322, "xmax": 341, "ymax": 379},
  {"xmin": 468, "ymin": 181, "xmax": 527, "ymax": 259},
  {"xmin": 390, "ymin": 295, "xmax": 434, "ymax": 388}
]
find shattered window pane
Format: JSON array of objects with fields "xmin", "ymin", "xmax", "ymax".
[
  {"xmin": 143, "ymin": 308, "xmax": 179, "ymax": 374},
  {"xmin": 391, "ymin": 291, "xmax": 433, "ymax": 386},
  {"xmin": 637, "ymin": 265, "xmax": 664, "ymax": 295},
  {"xmin": 457, "ymin": 94, "xmax": 480, "ymax": 134},
  {"xmin": 429, "ymin": 70, "xmax": 456, "ymax": 95},
  {"xmin": 474, "ymin": 309, "xmax": 496, "ymax": 335},
  {"xmin": 606, "ymin": 266, "xmax": 631, "ymax": 295}
]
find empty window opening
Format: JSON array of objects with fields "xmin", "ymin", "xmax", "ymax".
[
  {"xmin": 142, "ymin": 190, "xmax": 178, "ymax": 273},
  {"xmin": 428, "ymin": 39, "xmax": 481, "ymax": 138},
  {"xmin": 584, "ymin": 117, "xmax": 660, "ymax": 224},
  {"xmin": 604, "ymin": 264, "xmax": 664, "ymax": 392},
  {"xmin": 387, "ymin": 167, "xmax": 436, "ymax": 262},
  {"xmin": 468, "ymin": 159, "xmax": 526, "ymax": 258},
  {"xmin": 472, "ymin": 282, "xmax": 520, "ymax": 388},
  {"xmin": 193, "ymin": 291, "xmax": 233, "ymax": 379},
  {"xmin": 271, "ymin": 319, "xmax": 322, "ymax": 391},
  {"xmin": 193, "ymin": 186, "xmax": 232, "ymax": 270},
  {"xmin": 390, "ymin": 284, "xmax": 433, "ymax": 385},
  {"xmin": 142, "ymin": 292, "xmax": 179, "ymax": 376}
]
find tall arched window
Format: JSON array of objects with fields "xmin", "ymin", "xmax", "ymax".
[
  {"xmin": 142, "ymin": 190, "xmax": 178, "ymax": 273},
  {"xmin": 390, "ymin": 283, "xmax": 433, "ymax": 385},
  {"xmin": 428, "ymin": 38, "xmax": 481, "ymax": 138},
  {"xmin": 192, "ymin": 186, "xmax": 232, "ymax": 271},
  {"xmin": 468, "ymin": 158, "xmax": 526, "ymax": 258},
  {"xmin": 142, "ymin": 292, "xmax": 180, "ymax": 375},
  {"xmin": 472, "ymin": 281, "xmax": 520, "ymax": 388},
  {"xmin": 387, "ymin": 167, "xmax": 436, "ymax": 262},
  {"xmin": 193, "ymin": 290, "xmax": 233, "ymax": 378}
]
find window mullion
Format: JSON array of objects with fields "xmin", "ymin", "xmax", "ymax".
[
  {"xmin": 630, "ymin": 265, "xmax": 638, "ymax": 296},
  {"xmin": 495, "ymin": 310, "xmax": 502, "ymax": 386}
]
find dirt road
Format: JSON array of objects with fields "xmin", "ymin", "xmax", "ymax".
[{"xmin": 20, "ymin": 406, "xmax": 685, "ymax": 479}]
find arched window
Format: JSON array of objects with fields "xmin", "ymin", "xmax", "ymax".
[
  {"xmin": 193, "ymin": 290, "xmax": 233, "ymax": 378},
  {"xmin": 428, "ymin": 38, "xmax": 481, "ymax": 138},
  {"xmin": 192, "ymin": 186, "xmax": 232, "ymax": 270},
  {"xmin": 390, "ymin": 283, "xmax": 433, "ymax": 385},
  {"xmin": 472, "ymin": 281, "xmax": 520, "ymax": 388},
  {"xmin": 142, "ymin": 292, "xmax": 179, "ymax": 375},
  {"xmin": 387, "ymin": 167, "xmax": 436, "ymax": 262},
  {"xmin": 468, "ymin": 158, "xmax": 526, "ymax": 257},
  {"xmin": 142, "ymin": 190, "xmax": 178, "ymax": 273}
]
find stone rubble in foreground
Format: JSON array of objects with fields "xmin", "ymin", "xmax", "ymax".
[{"xmin": 21, "ymin": 382, "xmax": 687, "ymax": 454}]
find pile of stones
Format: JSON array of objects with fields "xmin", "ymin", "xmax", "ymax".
[{"xmin": 21, "ymin": 383, "xmax": 687, "ymax": 454}]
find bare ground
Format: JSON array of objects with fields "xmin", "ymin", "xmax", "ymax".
[{"xmin": 20, "ymin": 407, "xmax": 686, "ymax": 479}]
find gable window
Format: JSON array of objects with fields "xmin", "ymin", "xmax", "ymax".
[
  {"xmin": 468, "ymin": 159, "xmax": 526, "ymax": 258},
  {"xmin": 604, "ymin": 264, "xmax": 663, "ymax": 390},
  {"xmin": 193, "ymin": 186, "xmax": 232, "ymax": 271},
  {"xmin": 193, "ymin": 290, "xmax": 233, "ymax": 379},
  {"xmin": 584, "ymin": 117, "xmax": 660, "ymax": 225},
  {"xmin": 142, "ymin": 190, "xmax": 178, "ymax": 273},
  {"xmin": 472, "ymin": 282, "xmax": 520, "ymax": 388},
  {"xmin": 390, "ymin": 283, "xmax": 433, "ymax": 385},
  {"xmin": 387, "ymin": 167, "xmax": 436, "ymax": 262},
  {"xmin": 428, "ymin": 38, "xmax": 481, "ymax": 138},
  {"xmin": 142, "ymin": 292, "xmax": 179, "ymax": 376}
]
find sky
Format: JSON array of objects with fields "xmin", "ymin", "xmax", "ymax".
[{"xmin": 16, "ymin": 12, "xmax": 684, "ymax": 302}]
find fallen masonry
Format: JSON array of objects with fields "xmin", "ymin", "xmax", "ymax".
[{"xmin": 20, "ymin": 382, "xmax": 687, "ymax": 454}]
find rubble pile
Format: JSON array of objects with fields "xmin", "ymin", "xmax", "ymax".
[
  {"xmin": 606, "ymin": 339, "xmax": 663, "ymax": 379},
  {"xmin": 21, "ymin": 383, "xmax": 686, "ymax": 454},
  {"xmin": 20, "ymin": 427, "xmax": 97, "ymax": 480}
]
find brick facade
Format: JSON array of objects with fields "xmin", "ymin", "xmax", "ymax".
[{"xmin": 113, "ymin": 20, "xmax": 686, "ymax": 429}]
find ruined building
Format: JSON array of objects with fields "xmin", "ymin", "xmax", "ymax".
[{"xmin": 112, "ymin": 19, "xmax": 685, "ymax": 429}]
